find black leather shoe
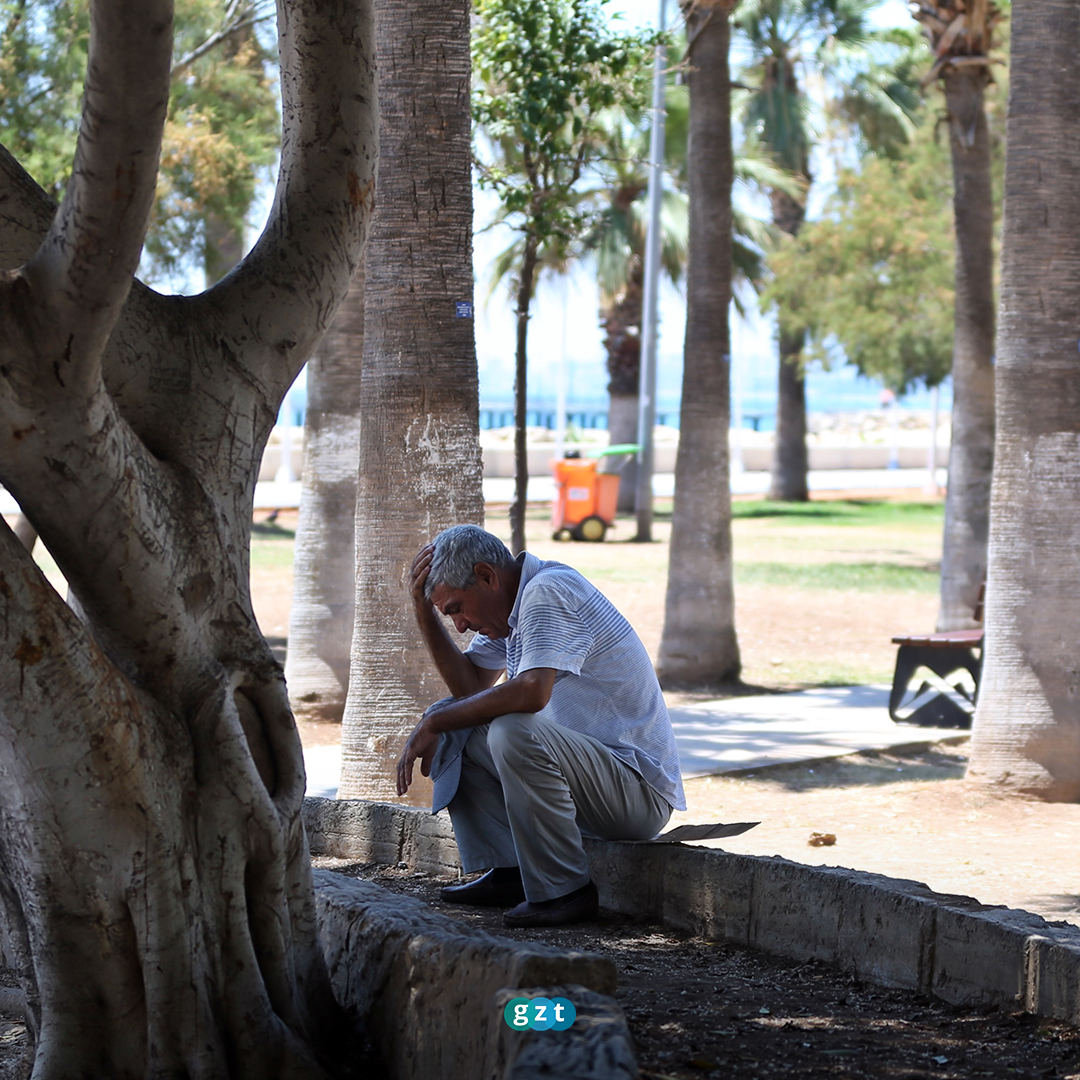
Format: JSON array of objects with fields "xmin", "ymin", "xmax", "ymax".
[
  {"xmin": 502, "ymin": 881, "xmax": 599, "ymax": 928},
  {"xmin": 440, "ymin": 868, "xmax": 526, "ymax": 907}
]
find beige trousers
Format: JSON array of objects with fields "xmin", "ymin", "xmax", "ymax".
[{"xmin": 443, "ymin": 713, "xmax": 672, "ymax": 902}]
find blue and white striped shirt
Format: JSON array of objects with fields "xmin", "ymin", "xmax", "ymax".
[{"xmin": 465, "ymin": 552, "xmax": 686, "ymax": 811}]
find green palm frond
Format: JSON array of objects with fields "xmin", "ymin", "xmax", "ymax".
[
  {"xmin": 735, "ymin": 135, "xmax": 806, "ymax": 201},
  {"xmin": 734, "ymin": 0, "xmax": 923, "ymax": 181}
]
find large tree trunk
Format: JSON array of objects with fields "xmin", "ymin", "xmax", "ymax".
[
  {"xmin": 657, "ymin": 0, "xmax": 741, "ymax": 688},
  {"xmin": 936, "ymin": 67, "xmax": 996, "ymax": 631},
  {"xmin": 510, "ymin": 237, "xmax": 539, "ymax": 555},
  {"xmin": 285, "ymin": 267, "xmax": 364, "ymax": 724},
  {"xmin": 767, "ymin": 190, "xmax": 809, "ymax": 502},
  {"xmin": 967, "ymin": 0, "xmax": 1080, "ymax": 802},
  {"xmin": 0, "ymin": 0, "xmax": 377, "ymax": 1072},
  {"xmin": 339, "ymin": 0, "xmax": 483, "ymax": 804},
  {"xmin": 602, "ymin": 279, "xmax": 644, "ymax": 512}
]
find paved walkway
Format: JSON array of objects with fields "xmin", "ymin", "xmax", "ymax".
[
  {"xmin": 303, "ymin": 684, "xmax": 967, "ymax": 798},
  {"xmin": 243, "ymin": 467, "xmax": 942, "ymax": 511}
]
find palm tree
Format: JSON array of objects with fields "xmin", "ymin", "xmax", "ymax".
[
  {"xmin": 911, "ymin": 0, "xmax": 1003, "ymax": 630},
  {"xmin": 656, "ymin": 0, "xmax": 741, "ymax": 687},
  {"xmin": 967, "ymin": 0, "xmax": 1080, "ymax": 802},
  {"xmin": 582, "ymin": 98, "xmax": 789, "ymax": 511},
  {"xmin": 284, "ymin": 267, "xmax": 364, "ymax": 724},
  {"xmin": 588, "ymin": 112, "xmax": 689, "ymax": 512},
  {"xmin": 338, "ymin": 0, "xmax": 484, "ymax": 805},
  {"xmin": 733, "ymin": 0, "xmax": 921, "ymax": 501}
]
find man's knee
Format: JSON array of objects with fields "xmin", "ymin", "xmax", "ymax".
[{"xmin": 486, "ymin": 713, "xmax": 539, "ymax": 766}]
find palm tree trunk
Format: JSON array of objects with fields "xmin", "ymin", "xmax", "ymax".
[
  {"xmin": 936, "ymin": 67, "xmax": 995, "ymax": 630},
  {"xmin": 510, "ymin": 236, "xmax": 539, "ymax": 555},
  {"xmin": 657, "ymin": 0, "xmax": 740, "ymax": 688},
  {"xmin": 340, "ymin": 0, "xmax": 483, "ymax": 805},
  {"xmin": 967, "ymin": 0, "xmax": 1080, "ymax": 801},
  {"xmin": 767, "ymin": 189, "xmax": 809, "ymax": 501},
  {"xmin": 602, "ymin": 280, "xmax": 644, "ymax": 511},
  {"xmin": 285, "ymin": 266, "xmax": 364, "ymax": 723},
  {"xmin": 768, "ymin": 326, "xmax": 809, "ymax": 501}
]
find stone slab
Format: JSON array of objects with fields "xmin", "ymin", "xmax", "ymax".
[
  {"xmin": 306, "ymin": 798, "xmax": 1080, "ymax": 1026},
  {"xmin": 313, "ymin": 870, "xmax": 627, "ymax": 1080},
  {"xmin": 495, "ymin": 987, "xmax": 638, "ymax": 1080}
]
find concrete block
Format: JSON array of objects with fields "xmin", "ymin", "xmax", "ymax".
[
  {"xmin": 744, "ymin": 857, "xmax": 846, "ymax": 963},
  {"xmin": 833, "ymin": 871, "xmax": 938, "ymax": 992},
  {"xmin": 313, "ymin": 870, "xmax": 619, "ymax": 1080},
  {"xmin": 495, "ymin": 987, "xmax": 638, "ymax": 1079},
  {"xmin": 306, "ymin": 799, "xmax": 1080, "ymax": 1026},
  {"xmin": 930, "ymin": 899, "xmax": 1049, "ymax": 1007},
  {"xmin": 304, "ymin": 797, "xmax": 462, "ymax": 877},
  {"xmin": 1025, "ymin": 927, "xmax": 1080, "ymax": 1024}
]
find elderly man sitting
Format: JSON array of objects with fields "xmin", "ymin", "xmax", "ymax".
[{"xmin": 396, "ymin": 524, "xmax": 685, "ymax": 928}]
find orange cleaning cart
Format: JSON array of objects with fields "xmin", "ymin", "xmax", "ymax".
[{"xmin": 550, "ymin": 445, "xmax": 639, "ymax": 542}]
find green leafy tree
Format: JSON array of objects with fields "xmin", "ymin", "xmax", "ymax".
[
  {"xmin": 472, "ymin": 0, "xmax": 652, "ymax": 553},
  {"xmin": 764, "ymin": 120, "xmax": 955, "ymax": 394},
  {"xmin": 733, "ymin": 0, "xmax": 924, "ymax": 499},
  {"xmin": 0, "ymin": 0, "xmax": 278, "ymax": 287}
]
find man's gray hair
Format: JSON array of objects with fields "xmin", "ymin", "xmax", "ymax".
[{"xmin": 424, "ymin": 525, "xmax": 515, "ymax": 599}]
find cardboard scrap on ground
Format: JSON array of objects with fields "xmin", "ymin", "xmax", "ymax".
[{"xmin": 650, "ymin": 822, "xmax": 760, "ymax": 843}]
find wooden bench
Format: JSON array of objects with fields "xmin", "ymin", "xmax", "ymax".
[{"xmin": 889, "ymin": 589, "xmax": 984, "ymax": 729}]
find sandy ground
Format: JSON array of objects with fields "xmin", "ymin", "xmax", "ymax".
[{"xmin": 254, "ymin": 505, "xmax": 1078, "ymax": 930}]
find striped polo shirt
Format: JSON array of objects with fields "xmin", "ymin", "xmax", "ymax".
[{"xmin": 464, "ymin": 551, "xmax": 686, "ymax": 811}]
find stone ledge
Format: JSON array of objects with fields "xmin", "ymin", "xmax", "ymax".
[
  {"xmin": 305, "ymin": 798, "xmax": 1080, "ymax": 1026},
  {"xmin": 313, "ymin": 870, "xmax": 628, "ymax": 1080}
]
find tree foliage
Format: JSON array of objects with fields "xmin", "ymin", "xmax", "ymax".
[
  {"xmin": 472, "ymin": 0, "xmax": 654, "ymax": 552},
  {"xmin": 0, "ymin": 0, "xmax": 279, "ymax": 284},
  {"xmin": 764, "ymin": 120, "xmax": 956, "ymax": 393},
  {"xmin": 473, "ymin": 0, "xmax": 654, "ymax": 260}
]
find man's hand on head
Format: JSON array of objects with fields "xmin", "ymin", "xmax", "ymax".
[{"xmin": 409, "ymin": 543, "xmax": 435, "ymax": 608}]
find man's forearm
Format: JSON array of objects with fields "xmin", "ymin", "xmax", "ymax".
[{"xmin": 423, "ymin": 668, "xmax": 555, "ymax": 734}]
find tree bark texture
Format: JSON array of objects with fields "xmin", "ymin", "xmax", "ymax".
[
  {"xmin": 967, "ymin": 0, "xmax": 1080, "ymax": 802},
  {"xmin": 510, "ymin": 238, "xmax": 539, "ymax": 555},
  {"xmin": 767, "ymin": 190, "xmax": 809, "ymax": 502},
  {"xmin": 0, "ymin": 0, "xmax": 377, "ymax": 1072},
  {"xmin": 657, "ymin": 0, "xmax": 741, "ymax": 688},
  {"xmin": 286, "ymin": 267, "xmax": 365, "ymax": 724},
  {"xmin": 936, "ymin": 68, "xmax": 996, "ymax": 631},
  {"xmin": 339, "ymin": 0, "xmax": 483, "ymax": 804},
  {"xmin": 606, "ymin": 394, "xmax": 640, "ymax": 512}
]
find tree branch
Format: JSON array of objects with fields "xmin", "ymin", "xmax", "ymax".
[
  {"xmin": 171, "ymin": 1, "xmax": 275, "ymax": 78},
  {"xmin": 213, "ymin": 0, "xmax": 378, "ymax": 407},
  {"xmin": 0, "ymin": 143, "xmax": 56, "ymax": 270},
  {"xmin": 22, "ymin": 0, "xmax": 173, "ymax": 395}
]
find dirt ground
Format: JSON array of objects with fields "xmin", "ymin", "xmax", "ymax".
[{"xmin": 318, "ymin": 854, "xmax": 1080, "ymax": 1080}]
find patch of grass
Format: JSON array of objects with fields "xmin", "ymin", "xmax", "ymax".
[
  {"xmin": 740, "ymin": 658, "xmax": 895, "ymax": 688},
  {"xmin": 731, "ymin": 499, "xmax": 944, "ymax": 527},
  {"xmin": 251, "ymin": 536, "xmax": 295, "ymax": 569},
  {"xmin": 735, "ymin": 561, "xmax": 939, "ymax": 592}
]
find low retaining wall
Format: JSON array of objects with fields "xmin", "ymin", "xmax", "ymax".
[
  {"xmin": 305, "ymin": 798, "xmax": 1080, "ymax": 1026},
  {"xmin": 314, "ymin": 870, "xmax": 636, "ymax": 1079}
]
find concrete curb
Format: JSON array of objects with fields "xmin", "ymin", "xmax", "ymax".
[
  {"xmin": 313, "ymin": 869, "xmax": 634, "ymax": 1079},
  {"xmin": 305, "ymin": 798, "xmax": 1080, "ymax": 1025}
]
